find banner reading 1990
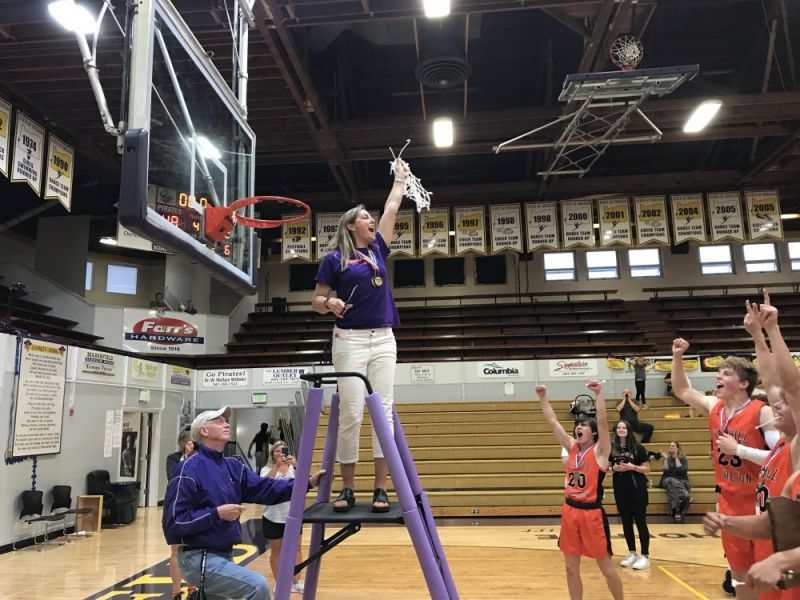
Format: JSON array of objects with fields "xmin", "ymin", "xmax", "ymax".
[{"xmin": 44, "ymin": 135, "xmax": 74, "ymax": 212}]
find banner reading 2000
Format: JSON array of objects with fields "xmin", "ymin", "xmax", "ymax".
[{"xmin": 561, "ymin": 199, "xmax": 594, "ymax": 248}]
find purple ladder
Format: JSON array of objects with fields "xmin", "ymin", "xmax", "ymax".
[{"xmin": 273, "ymin": 372, "xmax": 459, "ymax": 600}]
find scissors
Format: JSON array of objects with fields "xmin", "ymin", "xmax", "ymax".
[{"xmin": 339, "ymin": 284, "xmax": 358, "ymax": 317}]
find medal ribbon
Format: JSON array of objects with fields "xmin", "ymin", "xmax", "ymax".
[
  {"xmin": 354, "ymin": 249, "xmax": 379, "ymax": 277},
  {"xmin": 720, "ymin": 399, "xmax": 752, "ymax": 433}
]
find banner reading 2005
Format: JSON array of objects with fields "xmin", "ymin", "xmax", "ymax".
[
  {"xmin": 745, "ymin": 190, "xmax": 782, "ymax": 240},
  {"xmin": 707, "ymin": 192, "xmax": 744, "ymax": 242}
]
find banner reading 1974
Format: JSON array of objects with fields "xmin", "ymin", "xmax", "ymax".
[
  {"xmin": 44, "ymin": 135, "xmax": 74, "ymax": 211},
  {"xmin": 634, "ymin": 195, "xmax": 670, "ymax": 245},
  {"xmin": 561, "ymin": 199, "xmax": 594, "ymax": 248},
  {"xmin": 597, "ymin": 197, "xmax": 632, "ymax": 247},
  {"xmin": 745, "ymin": 190, "xmax": 782, "ymax": 240},
  {"xmin": 707, "ymin": 191, "xmax": 744, "ymax": 242},
  {"xmin": 525, "ymin": 202, "xmax": 559, "ymax": 251},
  {"xmin": 390, "ymin": 209, "xmax": 416, "ymax": 256},
  {"xmin": 0, "ymin": 96, "xmax": 11, "ymax": 178},
  {"xmin": 11, "ymin": 111, "xmax": 45, "ymax": 195},
  {"xmin": 281, "ymin": 213, "xmax": 312, "ymax": 261},
  {"xmin": 671, "ymin": 193, "xmax": 706, "ymax": 244},
  {"xmin": 489, "ymin": 204, "xmax": 523, "ymax": 253}
]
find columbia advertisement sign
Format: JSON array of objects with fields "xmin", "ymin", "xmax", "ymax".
[
  {"xmin": 123, "ymin": 309, "xmax": 206, "ymax": 355},
  {"xmin": 477, "ymin": 361, "xmax": 525, "ymax": 378}
]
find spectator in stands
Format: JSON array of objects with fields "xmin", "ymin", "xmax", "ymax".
[
  {"xmin": 248, "ymin": 423, "xmax": 274, "ymax": 473},
  {"xmin": 165, "ymin": 426, "xmax": 196, "ymax": 600},
  {"xmin": 615, "ymin": 388, "xmax": 654, "ymax": 444},
  {"xmin": 310, "ymin": 158, "xmax": 410, "ymax": 514},
  {"xmin": 631, "ymin": 356, "xmax": 648, "ymax": 406},
  {"xmin": 663, "ymin": 373, "xmax": 673, "ymax": 397},
  {"xmin": 184, "ymin": 300, "xmax": 197, "ymax": 315},
  {"xmin": 261, "ymin": 440, "xmax": 305, "ymax": 595},
  {"xmin": 150, "ymin": 291, "xmax": 168, "ymax": 309},
  {"xmin": 163, "ymin": 407, "xmax": 325, "ymax": 600},
  {"xmin": 610, "ymin": 420, "xmax": 652, "ymax": 570},
  {"xmin": 659, "ymin": 440, "xmax": 691, "ymax": 522},
  {"xmin": 536, "ymin": 380, "xmax": 624, "ymax": 600}
]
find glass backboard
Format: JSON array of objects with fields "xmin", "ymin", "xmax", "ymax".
[{"xmin": 119, "ymin": 0, "xmax": 256, "ymax": 294}]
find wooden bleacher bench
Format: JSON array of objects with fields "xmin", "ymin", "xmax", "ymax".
[{"xmin": 643, "ymin": 283, "xmax": 800, "ymax": 297}]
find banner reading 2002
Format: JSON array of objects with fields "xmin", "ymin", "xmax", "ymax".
[{"xmin": 634, "ymin": 196, "xmax": 670, "ymax": 245}]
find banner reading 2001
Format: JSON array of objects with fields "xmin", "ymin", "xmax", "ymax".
[{"xmin": 597, "ymin": 197, "xmax": 632, "ymax": 246}]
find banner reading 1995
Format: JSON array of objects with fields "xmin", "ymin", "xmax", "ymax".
[
  {"xmin": 390, "ymin": 209, "xmax": 415, "ymax": 256},
  {"xmin": 745, "ymin": 190, "xmax": 782, "ymax": 240},
  {"xmin": 525, "ymin": 202, "xmax": 559, "ymax": 251},
  {"xmin": 489, "ymin": 204, "xmax": 523, "ymax": 253}
]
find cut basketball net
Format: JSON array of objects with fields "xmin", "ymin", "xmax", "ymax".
[
  {"xmin": 389, "ymin": 139, "xmax": 431, "ymax": 213},
  {"xmin": 609, "ymin": 35, "xmax": 644, "ymax": 71},
  {"xmin": 205, "ymin": 195, "xmax": 311, "ymax": 242}
]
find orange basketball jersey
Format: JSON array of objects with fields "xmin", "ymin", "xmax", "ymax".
[
  {"xmin": 565, "ymin": 442, "xmax": 606, "ymax": 504},
  {"xmin": 709, "ymin": 399, "xmax": 766, "ymax": 500},
  {"xmin": 757, "ymin": 437, "xmax": 792, "ymax": 513}
]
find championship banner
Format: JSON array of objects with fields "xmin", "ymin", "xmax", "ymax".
[
  {"xmin": 281, "ymin": 213, "xmax": 312, "ymax": 262},
  {"xmin": 597, "ymin": 197, "xmax": 632, "ymax": 247},
  {"xmin": 44, "ymin": 134, "xmax": 74, "ymax": 211},
  {"xmin": 0, "ymin": 96, "xmax": 11, "ymax": 177},
  {"xmin": 489, "ymin": 204, "xmax": 523, "ymax": 253},
  {"xmin": 707, "ymin": 191, "xmax": 745, "ymax": 242},
  {"xmin": 745, "ymin": 190, "xmax": 783, "ymax": 240},
  {"xmin": 525, "ymin": 202, "xmax": 559, "ymax": 251},
  {"xmin": 455, "ymin": 206, "xmax": 486, "ymax": 255},
  {"xmin": 389, "ymin": 209, "xmax": 415, "ymax": 256},
  {"xmin": 420, "ymin": 207, "xmax": 449, "ymax": 256},
  {"xmin": 634, "ymin": 195, "xmax": 670, "ymax": 245},
  {"xmin": 10, "ymin": 111, "xmax": 45, "ymax": 195},
  {"xmin": 670, "ymin": 193, "xmax": 706, "ymax": 244},
  {"xmin": 561, "ymin": 199, "xmax": 594, "ymax": 248},
  {"xmin": 315, "ymin": 212, "xmax": 340, "ymax": 260}
]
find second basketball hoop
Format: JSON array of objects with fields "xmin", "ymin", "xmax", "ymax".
[{"xmin": 205, "ymin": 195, "xmax": 311, "ymax": 242}]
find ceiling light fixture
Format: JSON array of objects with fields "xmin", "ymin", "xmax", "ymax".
[
  {"xmin": 423, "ymin": 0, "xmax": 451, "ymax": 18},
  {"xmin": 683, "ymin": 99, "xmax": 722, "ymax": 133},
  {"xmin": 433, "ymin": 117, "xmax": 454, "ymax": 148},
  {"xmin": 48, "ymin": 0, "xmax": 98, "ymax": 35}
]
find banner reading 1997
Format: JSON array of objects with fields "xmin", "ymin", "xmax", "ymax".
[
  {"xmin": 489, "ymin": 204, "xmax": 523, "ymax": 253},
  {"xmin": 455, "ymin": 206, "xmax": 486, "ymax": 255},
  {"xmin": 745, "ymin": 190, "xmax": 782, "ymax": 240},
  {"xmin": 525, "ymin": 202, "xmax": 559, "ymax": 251},
  {"xmin": 390, "ymin": 209, "xmax": 415, "ymax": 256}
]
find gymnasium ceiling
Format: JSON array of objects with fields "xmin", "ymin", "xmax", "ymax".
[{"xmin": 1, "ymin": 0, "xmax": 799, "ymax": 255}]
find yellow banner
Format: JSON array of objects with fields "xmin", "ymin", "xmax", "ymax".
[
  {"xmin": 745, "ymin": 190, "xmax": 783, "ymax": 240},
  {"xmin": 390, "ymin": 210, "xmax": 415, "ymax": 256}
]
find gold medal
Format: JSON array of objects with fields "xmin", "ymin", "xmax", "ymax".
[{"xmin": 371, "ymin": 275, "xmax": 383, "ymax": 287}]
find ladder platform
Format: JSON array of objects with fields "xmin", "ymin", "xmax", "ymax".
[{"xmin": 303, "ymin": 502, "xmax": 404, "ymax": 525}]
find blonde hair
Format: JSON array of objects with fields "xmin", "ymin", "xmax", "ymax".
[
  {"xmin": 267, "ymin": 440, "xmax": 287, "ymax": 467},
  {"xmin": 333, "ymin": 205, "xmax": 367, "ymax": 271}
]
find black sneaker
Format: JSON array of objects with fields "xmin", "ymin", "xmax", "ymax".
[{"xmin": 722, "ymin": 570, "xmax": 735, "ymax": 596}]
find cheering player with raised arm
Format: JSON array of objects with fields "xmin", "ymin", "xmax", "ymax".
[{"xmin": 537, "ymin": 380, "xmax": 623, "ymax": 600}]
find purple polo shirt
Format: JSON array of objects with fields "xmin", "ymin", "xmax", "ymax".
[{"xmin": 315, "ymin": 232, "xmax": 400, "ymax": 329}]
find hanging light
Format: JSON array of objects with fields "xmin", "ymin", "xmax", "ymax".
[
  {"xmin": 48, "ymin": 0, "xmax": 98, "ymax": 35},
  {"xmin": 423, "ymin": 0, "xmax": 451, "ymax": 18},
  {"xmin": 683, "ymin": 99, "xmax": 723, "ymax": 133},
  {"xmin": 432, "ymin": 117, "xmax": 454, "ymax": 148}
]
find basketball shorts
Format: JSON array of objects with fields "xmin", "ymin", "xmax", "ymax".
[
  {"xmin": 559, "ymin": 504, "xmax": 612, "ymax": 559},
  {"xmin": 719, "ymin": 494, "xmax": 757, "ymax": 571}
]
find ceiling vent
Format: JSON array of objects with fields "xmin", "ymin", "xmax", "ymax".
[{"xmin": 414, "ymin": 18, "xmax": 471, "ymax": 89}]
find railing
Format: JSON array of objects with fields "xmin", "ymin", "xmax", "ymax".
[{"xmin": 643, "ymin": 282, "xmax": 800, "ymax": 298}]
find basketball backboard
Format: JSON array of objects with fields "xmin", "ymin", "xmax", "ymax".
[{"xmin": 118, "ymin": 0, "xmax": 256, "ymax": 294}]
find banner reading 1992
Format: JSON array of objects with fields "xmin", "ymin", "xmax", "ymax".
[
  {"xmin": 390, "ymin": 209, "xmax": 415, "ymax": 256},
  {"xmin": 525, "ymin": 202, "xmax": 559, "ymax": 251},
  {"xmin": 634, "ymin": 195, "xmax": 670, "ymax": 245},
  {"xmin": 281, "ymin": 213, "xmax": 312, "ymax": 261},
  {"xmin": 561, "ymin": 199, "xmax": 594, "ymax": 248},
  {"xmin": 597, "ymin": 197, "xmax": 632, "ymax": 247},
  {"xmin": 745, "ymin": 190, "xmax": 782, "ymax": 240},
  {"xmin": 671, "ymin": 193, "xmax": 706, "ymax": 244},
  {"xmin": 489, "ymin": 204, "xmax": 523, "ymax": 253},
  {"xmin": 315, "ymin": 212, "xmax": 340, "ymax": 260}
]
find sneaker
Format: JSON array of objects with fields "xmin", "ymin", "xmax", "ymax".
[
  {"xmin": 291, "ymin": 581, "xmax": 305, "ymax": 594},
  {"xmin": 632, "ymin": 555, "xmax": 650, "ymax": 570},
  {"xmin": 620, "ymin": 552, "xmax": 638, "ymax": 567}
]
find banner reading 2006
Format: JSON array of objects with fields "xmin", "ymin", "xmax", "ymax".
[
  {"xmin": 525, "ymin": 202, "xmax": 559, "ymax": 251},
  {"xmin": 489, "ymin": 204, "xmax": 523, "ymax": 253}
]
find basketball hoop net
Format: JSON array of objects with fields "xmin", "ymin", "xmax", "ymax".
[
  {"xmin": 609, "ymin": 35, "xmax": 644, "ymax": 71},
  {"xmin": 205, "ymin": 195, "xmax": 311, "ymax": 242}
]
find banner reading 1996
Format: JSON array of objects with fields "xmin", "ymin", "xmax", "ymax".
[
  {"xmin": 707, "ymin": 192, "xmax": 744, "ymax": 242},
  {"xmin": 671, "ymin": 193, "xmax": 706, "ymax": 244},
  {"xmin": 634, "ymin": 195, "xmax": 669, "ymax": 245},
  {"xmin": 597, "ymin": 197, "xmax": 632, "ymax": 247},
  {"xmin": 561, "ymin": 199, "xmax": 594, "ymax": 248},
  {"xmin": 390, "ymin": 209, "xmax": 415, "ymax": 256},
  {"xmin": 489, "ymin": 203, "xmax": 523, "ymax": 253},
  {"xmin": 315, "ymin": 212, "xmax": 340, "ymax": 260},
  {"xmin": 455, "ymin": 206, "xmax": 486, "ymax": 255},
  {"xmin": 0, "ymin": 96, "xmax": 11, "ymax": 178},
  {"xmin": 525, "ymin": 202, "xmax": 559, "ymax": 251},
  {"xmin": 745, "ymin": 190, "xmax": 782, "ymax": 240},
  {"xmin": 281, "ymin": 213, "xmax": 312, "ymax": 261},
  {"xmin": 420, "ymin": 207, "xmax": 449, "ymax": 256}
]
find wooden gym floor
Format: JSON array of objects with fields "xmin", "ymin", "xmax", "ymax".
[{"xmin": 1, "ymin": 505, "xmax": 735, "ymax": 599}]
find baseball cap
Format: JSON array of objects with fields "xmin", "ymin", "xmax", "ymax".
[{"xmin": 191, "ymin": 406, "xmax": 232, "ymax": 442}]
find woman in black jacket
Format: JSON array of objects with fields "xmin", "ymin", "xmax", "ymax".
[
  {"xmin": 610, "ymin": 419, "xmax": 652, "ymax": 570},
  {"xmin": 659, "ymin": 440, "xmax": 691, "ymax": 522}
]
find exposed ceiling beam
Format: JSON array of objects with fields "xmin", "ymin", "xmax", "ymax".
[
  {"xmin": 742, "ymin": 124, "xmax": 800, "ymax": 182},
  {"xmin": 577, "ymin": 0, "xmax": 617, "ymax": 74},
  {"xmin": 541, "ymin": 8, "xmax": 589, "ymax": 38},
  {"xmin": 777, "ymin": 0, "xmax": 797, "ymax": 90}
]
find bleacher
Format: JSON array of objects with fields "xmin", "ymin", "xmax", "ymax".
[{"xmin": 311, "ymin": 396, "xmax": 715, "ymax": 518}]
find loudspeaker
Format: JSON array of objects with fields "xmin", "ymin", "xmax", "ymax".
[{"xmin": 670, "ymin": 242, "xmax": 689, "ymax": 255}]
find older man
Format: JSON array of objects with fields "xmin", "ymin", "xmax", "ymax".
[{"xmin": 163, "ymin": 407, "xmax": 325, "ymax": 599}]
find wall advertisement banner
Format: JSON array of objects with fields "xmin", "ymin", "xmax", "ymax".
[
  {"xmin": 123, "ymin": 308, "xmax": 206, "ymax": 355},
  {"xmin": 548, "ymin": 358, "xmax": 599, "ymax": 377}
]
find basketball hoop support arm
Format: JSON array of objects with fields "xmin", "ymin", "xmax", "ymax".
[{"xmin": 73, "ymin": 30, "xmax": 121, "ymax": 139}]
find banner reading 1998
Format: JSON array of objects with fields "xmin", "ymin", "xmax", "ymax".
[
  {"xmin": 525, "ymin": 202, "xmax": 559, "ymax": 251},
  {"xmin": 489, "ymin": 204, "xmax": 523, "ymax": 253}
]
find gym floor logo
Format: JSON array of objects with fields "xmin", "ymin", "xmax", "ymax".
[
  {"xmin": 125, "ymin": 317, "xmax": 204, "ymax": 345},
  {"xmin": 479, "ymin": 361, "xmax": 524, "ymax": 378},
  {"xmin": 86, "ymin": 521, "xmax": 266, "ymax": 599}
]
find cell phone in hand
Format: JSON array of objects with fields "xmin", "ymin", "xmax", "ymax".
[{"xmin": 282, "ymin": 447, "xmax": 289, "ymax": 456}]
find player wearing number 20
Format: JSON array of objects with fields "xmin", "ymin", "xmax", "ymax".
[{"xmin": 671, "ymin": 339, "xmax": 778, "ymax": 600}]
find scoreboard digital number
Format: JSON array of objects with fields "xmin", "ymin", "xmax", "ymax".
[{"xmin": 154, "ymin": 191, "xmax": 232, "ymax": 258}]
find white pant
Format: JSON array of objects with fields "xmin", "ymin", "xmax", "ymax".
[{"xmin": 331, "ymin": 326, "xmax": 396, "ymax": 463}]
